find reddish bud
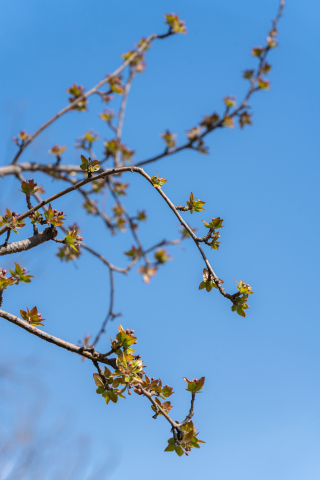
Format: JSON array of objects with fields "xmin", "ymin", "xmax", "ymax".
[{"xmin": 2, "ymin": 269, "xmax": 7, "ymax": 275}]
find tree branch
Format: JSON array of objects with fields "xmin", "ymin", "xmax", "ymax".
[
  {"xmin": 0, "ymin": 309, "xmax": 117, "ymax": 368},
  {"xmin": 0, "ymin": 227, "xmax": 57, "ymax": 256},
  {"xmin": 0, "ymin": 165, "xmax": 236, "ymax": 301}
]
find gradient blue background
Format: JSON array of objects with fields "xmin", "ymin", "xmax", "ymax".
[{"xmin": 1, "ymin": 1, "xmax": 319, "ymax": 478}]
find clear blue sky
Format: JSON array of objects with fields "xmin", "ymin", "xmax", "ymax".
[{"xmin": 1, "ymin": 1, "xmax": 320, "ymax": 479}]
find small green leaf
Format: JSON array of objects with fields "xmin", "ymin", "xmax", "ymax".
[
  {"xmin": 165, "ymin": 445, "xmax": 175, "ymax": 452},
  {"xmin": 175, "ymin": 446, "xmax": 184, "ymax": 457}
]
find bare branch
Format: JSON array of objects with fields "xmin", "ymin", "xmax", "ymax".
[{"xmin": 178, "ymin": 392, "xmax": 196, "ymax": 427}]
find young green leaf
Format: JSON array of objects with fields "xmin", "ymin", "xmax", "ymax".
[
  {"xmin": 151, "ymin": 172, "xmax": 167, "ymax": 189},
  {"xmin": 20, "ymin": 306, "xmax": 45, "ymax": 327}
]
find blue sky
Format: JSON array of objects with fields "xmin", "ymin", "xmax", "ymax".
[{"xmin": 1, "ymin": 1, "xmax": 320, "ymax": 479}]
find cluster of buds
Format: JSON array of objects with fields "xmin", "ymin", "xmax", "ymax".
[
  {"xmin": 108, "ymin": 76, "xmax": 125, "ymax": 94},
  {"xmin": 43, "ymin": 204, "xmax": 66, "ymax": 227},
  {"xmin": 67, "ymin": 84, "xmax": 87, "ymax": 110},
  {"xmin": 48, "ymin": 144, "xmax": 66, "ymax": 156},
  {"xmin": 53, "ymin": 208, "xmax": 63, "ymax": 217},
  {"xmin": 0, "ymin": 209, "xmax": 25, "ymax": 233},
  {"xmin": 12, "ymin": 131, "xmax": 30, "ymax": 147},
  {"xmin": 134, "ymin": 383, "xmax": 143, "ymax": 395},
  {"xmin": 75, "ymin": 130, "xmax": 99, "ymax": 151},
  {"xmin": 104, "ymin": 138, "xmax": 134, "ymax": 162},
  {"xmin": 20, "ymin": 306, "xmax": 45, "ymax": 327},
  {"xmin": 0, "ymin": 268, "xmax": 7, "ymax": 277},
  {"xmin": 57, "ymin": 245, "xmax": 81, "ymax": 262},
  {"xmin": 121, "ymin": 49, "xmax": 146, "ymax": 74},
  {"xmin": 64, "ymin": 226, "xmax": 83, "ymax": 253},
  {"xmin": 10, "ymin": 263, "xmax": 33, "ymax": 285}
]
